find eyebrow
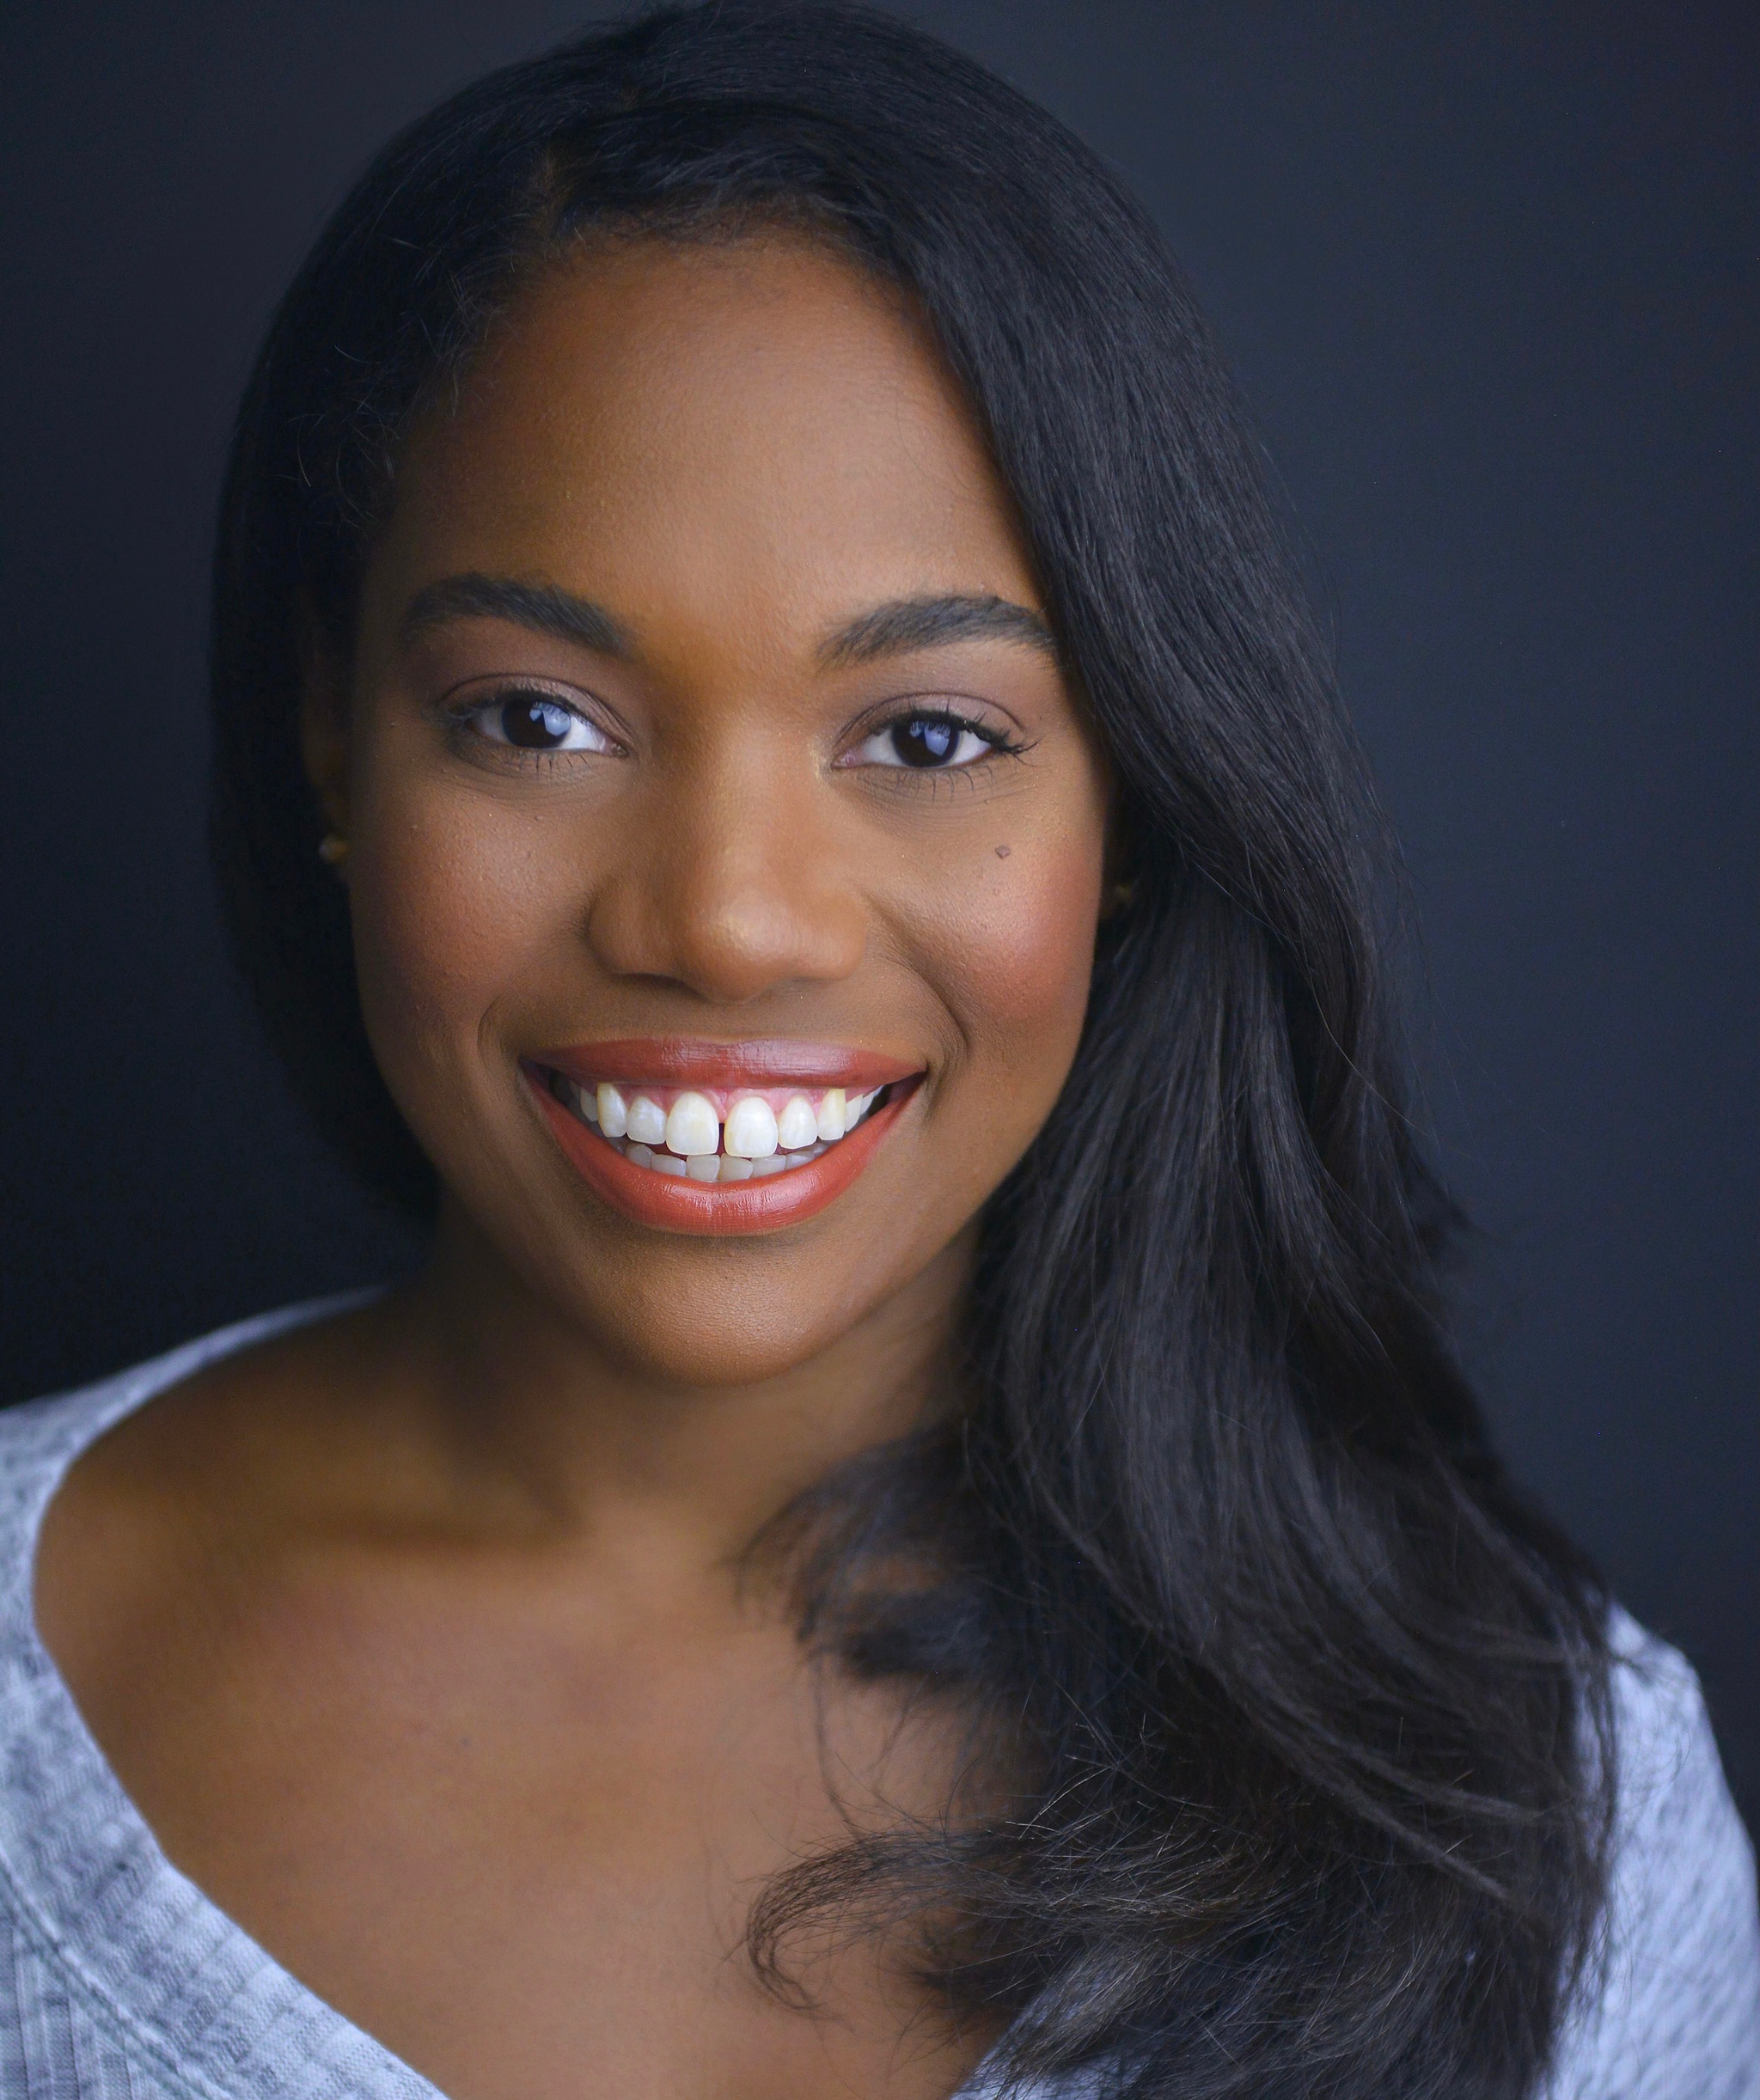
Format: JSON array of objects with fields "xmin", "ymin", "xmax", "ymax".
[
  {"xmin": 398, "ymin": 574, "xmax": 1057, "ymax": 670},
  {"xmin": 818, "ymin": 594, "xmax": 1057, "ymax": 668},
  {"xmin": 400, "ymin": 574, "xmax": 634, "ymax": 657}
]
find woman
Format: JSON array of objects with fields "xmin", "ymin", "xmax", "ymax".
[{"xmin": 3, "ymin": 5, "xmax": 1753, "ymax": 2096}]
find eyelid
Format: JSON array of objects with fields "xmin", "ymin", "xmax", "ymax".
[
  {"xmin": 438, "ymin": 673, "xmax": 629, "ymax": 751},
  {"xmin": 835, "ymin": 693, "xmax": 1027, "ymax": 761}
]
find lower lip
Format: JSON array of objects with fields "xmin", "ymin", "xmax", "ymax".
[{"xmin": 525, "ymin": 1070, "xmax": 916, "ymax": 1236}]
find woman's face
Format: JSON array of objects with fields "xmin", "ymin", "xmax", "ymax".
[{"xmin": 316, "ymin": 235, "xmax": 1109, "ymax": 1386}]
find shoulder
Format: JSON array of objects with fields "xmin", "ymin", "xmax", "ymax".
[
  {"xmin": 0, "ymin": 1295, "xmax": 384, "ymax": 1469},
  {"xmin": 9, "ymin": 1291, "xmax": 392, "ymax": 1699},
  {"xmin": 0, "ymin": 1294, "xmax": 409, "ymax": 2100},
  {"xmin": 0, "ymin": 1337, "xmax": 210, "ymax": 1560},
  {"xmin": 0, "ymin": 1294, "xmax": 384, "ymax": 1617},
  {"xmin": 1545, "ymin": 1609, "xmax": 1760, "ymax": 2098}
]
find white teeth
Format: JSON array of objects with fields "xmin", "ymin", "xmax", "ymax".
[
  {"xmin": 776, "ymin": 1095, "xmax": 818, "ymax": 1151},
  {"xmin": 625, "ymin": 1094, "xmax": 667, "ymax": 1145},
  {"xmin": 560, "ymin": 1070, "xmax": 906, "ymax": 1186},
  {"xmin": 664, "ymin": 1091, "xmax": 720, "ymax": 1157},
  {"xmin": 724, "ymin": 1096, "xmax": 779, "ymax": 1158}
]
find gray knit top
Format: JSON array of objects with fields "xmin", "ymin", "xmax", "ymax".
[{"xmin": 1, "ymin": 1304, "xmax": 1755, "ymax": 2099}]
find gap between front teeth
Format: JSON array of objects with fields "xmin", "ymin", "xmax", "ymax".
[{"xmin": 556, "ymin": 1078, "xmax": 886, "ymax": 1183}]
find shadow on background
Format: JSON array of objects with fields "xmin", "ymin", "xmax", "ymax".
[{"xmin": 3, "ymin": 0, "xmax": 1754, "ymax": 1820}]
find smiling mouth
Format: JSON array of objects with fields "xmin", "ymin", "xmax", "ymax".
[
  {"xmin": 539, "ymin": 1070, "xmax": 897, "ymax": 1181},
  {"xmin": 523, "ymin": 1039, "xmax": 924, "ymax": 1234}
]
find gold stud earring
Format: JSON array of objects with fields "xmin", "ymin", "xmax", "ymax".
[
  {"xmin": 1104, "ymin": 876, "xmax": 1137, "ymax": 917},
  {"xmin": 317, "ymin": 832, "xmax": 350, "ymax": 869}
]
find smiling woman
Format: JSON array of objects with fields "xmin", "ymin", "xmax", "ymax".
[
  {"xmin": 293, "ymin": 233, "xmax": 1107, "ymax": 1358},
  {"xmin": 3, "ymin": 6, "xmax": 1755, "ymax": 2100}
]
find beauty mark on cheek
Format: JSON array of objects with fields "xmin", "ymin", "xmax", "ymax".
[{"xmin": 995, "ymin": 845, "xmax": 1011, "ymax": 858}]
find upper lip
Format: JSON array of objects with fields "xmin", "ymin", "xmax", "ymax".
[{"xmin": 533, "ymin": 1037, "xmax": 923, "ymax": 1091}]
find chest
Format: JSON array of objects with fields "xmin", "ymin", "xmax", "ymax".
[{"xmin": 64, "ymin": 1560, "xmax": 992, "ymax": 2100}]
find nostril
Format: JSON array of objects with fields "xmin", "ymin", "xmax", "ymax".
[{"xmin": 584, "ymin": 874, "xmax": 865, "ymax": 1001}]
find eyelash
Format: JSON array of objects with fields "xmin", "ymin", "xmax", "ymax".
[
  {"xmin": 443, "ymin": 684, "xmax": 1026, "ymax": 777},
  {"xmin": 841, "ymin": 706, "xmax": 1027, "ymax": 775},
  {"xmin": 445, "ymin": 682, "xmax": 620, "ymax": 762}
]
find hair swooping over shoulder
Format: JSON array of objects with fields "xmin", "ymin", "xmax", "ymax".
[{"xmin": 211, "ymin": 8, "xmax": 1613, "ymax": 2092}]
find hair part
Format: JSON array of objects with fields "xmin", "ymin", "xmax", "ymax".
[{"xmin": 211, "ymin": 7, "xmax": 1612, "ymax": 2093}]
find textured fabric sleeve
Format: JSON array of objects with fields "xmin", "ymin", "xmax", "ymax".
[{"xmin": 1544, "ymin": 1622, "xmax": 1760, "ymax": 2098}]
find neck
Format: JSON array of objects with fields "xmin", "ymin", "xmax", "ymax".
[{"xmin": 371, "ymin": 1196, "xmax": 972, "ymax": 1584}]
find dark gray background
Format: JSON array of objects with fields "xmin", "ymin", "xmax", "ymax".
[{"xmin": 3, "ymin": 3, "xmax": 1754, "ymax": 1821}]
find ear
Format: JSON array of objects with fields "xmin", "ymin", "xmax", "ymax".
[{"xmin": 299, "ymin": 605, "xmax": 352, "ymax": 840}]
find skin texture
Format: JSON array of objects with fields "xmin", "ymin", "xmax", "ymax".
[{"xmin": 35, "ymin": 237, "xmax": 1110, "ymax": 2100}]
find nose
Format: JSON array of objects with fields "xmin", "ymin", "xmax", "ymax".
[{"xmin": 583, "ymin": 766, "xmax": 867, "ymax": 1004}]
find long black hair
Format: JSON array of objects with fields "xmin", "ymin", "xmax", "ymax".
[{"xmin": 211, "ymin": 7, "xmax": 1612, "ymax": 2093}]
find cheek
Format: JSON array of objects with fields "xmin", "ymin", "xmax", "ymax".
[
  {"xmin": 921, "ymin": 805, "xmax": 1108, "ymax": 1102},
  {"xmin": 345, "ymin": 764, "xmax": 564, "ymax": 1102}
]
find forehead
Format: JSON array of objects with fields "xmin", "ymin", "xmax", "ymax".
[{"xmin": 370, "ymin": 234, "xmax": 1040, "ymax": 646}]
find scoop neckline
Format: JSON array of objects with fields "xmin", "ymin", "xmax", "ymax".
[
  {"xmin": 0, "ymin": 1297, "xmax": 460, "ymax": 2100},
  {"xmin": 0, "ymin": 1298, "xmax": 1015, "ymax": 2100}
]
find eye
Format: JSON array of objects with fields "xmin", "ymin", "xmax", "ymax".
[
  {"xmin": 461, "ymin": 685, "xmax": 614, "ymax": 754},
  {"xmin": 851, "ymin": 713, "xmax": 1002, "ymax": 770}
]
